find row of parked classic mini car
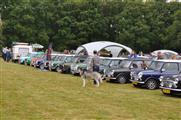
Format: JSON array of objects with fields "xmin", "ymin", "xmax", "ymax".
[{"xmin": 19, "ymin": 52, "xmax": 181, "ymax": 97}]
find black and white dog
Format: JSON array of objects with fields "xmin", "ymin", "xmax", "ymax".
[{"xmin": 79, "ymin": 69, "xmax": 103, "ymax": 87}]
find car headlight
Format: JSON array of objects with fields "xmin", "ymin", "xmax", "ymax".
[
  {"xmin": 138, "ymin": 72, "xmax": 143, "ymax": 79},
  {"xmin": 168, "ymin": 83, "xmax": 172, "ymax": 88},
  {"xmin": 50, "ymin": 63, "xmax": 53, "ymax": 66},
  {"xmin": 174, "ymin": 78, "xmax": 179, "ymax": 82},
  {"xmin": 130, "ymin": 71, "xmax": 134, "ymax": 76},
  {"xmin": 53, "ymin": 63, "xmax": 57, "ymax": 66},
  {"xmin": 75, "ymin": 66, "xmax": 81, "ymax": 70},
  {"xmin": 159, "ymin": 76, "xmax": 164, "ymax": 82},
  {"xmin": 160, "ymin": 81, "xmax": 164, "ymax": 87},
  {"xmin": 110, "ymin": 70, "xmax": 114, "ymax": 75},
  {"xmin": 75, "ymin": 66, "xmax": 79, "ymax": 70},
  {"xmin": 103, "ymin": 69, "xmax": 106, "ymax": 74}
]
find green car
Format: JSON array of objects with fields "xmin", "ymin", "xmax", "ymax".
[
  {"xmin": 25, "ymin": 52, "xmax": 44, "ymax": 65},
  {"xmin": 60, "ymin": 56, "xmax": 82, "ymax": 73},
  {"xmin": 49, "ymin": 54, "xmax": 75, "ymax": 72},
  {"xmin": 70, "ymin": 56, "xmax": 91, "ymax": 75}
]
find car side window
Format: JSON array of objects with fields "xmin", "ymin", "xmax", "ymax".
[
  {"xmin": 110, "ymin": 60, "xmax": 119, "ymax": 67},
  {"xmin": 162, "ymin": 63, "xmax": 179, "ymax": 72},
  {"xmin": 131, "ymin": 61, "xmax": 143, "ymax": 69},
  {"xmin": 80, "ymin": 59, "xmax": 85, "ymax": 63}
]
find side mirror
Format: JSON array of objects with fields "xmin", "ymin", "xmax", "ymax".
[{"xmin": 161, "ymin": 68, "xmax": 166, "ymax": 72}]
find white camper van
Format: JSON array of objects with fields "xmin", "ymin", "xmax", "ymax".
[{"xmin": 12, "ymin": 42, "xmax": 33, "ymax": 60}]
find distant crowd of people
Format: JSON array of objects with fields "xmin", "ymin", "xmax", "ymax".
[
  {"xmin": 128, "ymin": 50, "xmax": 180, "ymax": 60},
  {"xmin": 2, "ymin": 47, "xmax": 12, "ymax": 62}
]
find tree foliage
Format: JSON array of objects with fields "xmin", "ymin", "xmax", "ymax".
[{"xmin": 1, "ymin": 0, "xmax": 181, "ymax": 53}]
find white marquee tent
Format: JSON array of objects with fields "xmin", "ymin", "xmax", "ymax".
[
  {"xmin": 31, "ymin": 43, "xmax": 44, "ymax": 49},
  {"xmin": 151, "ymin": 50, "xmax": 178, "ymax": 56},
  {"xmin": 151, "ymin": 49, "xmax": 178, "ymax": 59},
  {"xmin": 75, "ymin": 41, "xmax": 132, "ymax": 57}
]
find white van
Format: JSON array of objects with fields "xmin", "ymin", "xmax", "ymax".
[{"xmin": 12, "ymin": 43, "xmax": 33, "ymax": 60}]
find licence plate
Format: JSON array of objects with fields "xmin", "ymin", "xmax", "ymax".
[{"xmin": 162, "ymin": 89, "xmax": 170, "ymax": 94}]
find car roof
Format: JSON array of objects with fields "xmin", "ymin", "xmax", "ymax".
[
  {"xmin": 100, "ymin": 57, "xmax": 127, "ymax": 60},
  {"xmin": 126, "ymin": 58, "xmax": 151, "ymax": 61},
  {"xmin": 63, "ymin": 54, "xmax": 75, "ymax": 57},
  {"xmin": 155, "ymin": 59, "xmax": 181, "ymax": 63}
]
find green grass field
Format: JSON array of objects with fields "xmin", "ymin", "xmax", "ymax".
[{"xmin": 1, "ymin": 59, "xmax": 181, "ymax": 120}]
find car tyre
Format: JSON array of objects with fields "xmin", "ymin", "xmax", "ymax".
[
  {"xmin": 56, "ymin": 66, "xmax": 62, "ymax": 73},
  {"xmin": 40, "ymin": 64, "xmax": 44, "ymax": 70},
  {"xmin": 145, "ymin": 79, "xmax": 158, "ymax": 90},
  {"xmin": 117, "ymin": 75, "xmax": 127, "ymax": 84},
  {"xmin": 33, "ymin": 63, "xmax": 36, "ymax": 68},
  {"xmin": 49, "ymin": 67, "xmax": 52, "ymax": 71},
  {"xmin": 24, "ymin": 60, "xmax": 27, "ymax": 66}
]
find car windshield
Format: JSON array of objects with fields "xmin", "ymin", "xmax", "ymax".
[
  {"xmin": 33, "ymin": 54, "xmax": 43, "ymax": 58},
  {"xmin": 42, "ymin": 55, "xmax": 47, "ymax": 59},
  {"xmin": 54, "ymin": 56, "xmax": 62, "ymax": 61},
  {"xmin": 149, "ymin": 61, "xmax": 164, "ymax": 70},
  {"xmin": 100, "ymin": 59, "xmax": 111, "ymax": 66},
  {"xmin": 109, "ymin": 60, "xmax": 122, "ymax": 67},
  {"xmin": 31, "ymin": 53, "xmax": 37, "ymax": 57},
  {"xmin": 51, "ymin": 55, "xmax": 58, "ymax": 61},
  {"xmin": 83, "ymin": 57, "xmax": 92, "ymax": 64},
  {"xmin": 65, "ymin": 56, "xmax": 73, "ymax": 63},
  {"xmin": 119, "ymin": 60, "xmax": 132, "ymax": 68},
  {"xmin": 57, "ymin": 56, "xmax": 64, "ymax": 61},
  {"xmin": 73, "ymin": 56, "xmax": 87, "ymax": 63},
  {"xmin": 73, "ymin": 57, "xmax": 79, "ymax": 63}
]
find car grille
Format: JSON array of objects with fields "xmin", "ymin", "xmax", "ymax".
[
  {"xmin": 162, "ymin": 81, "xmax": 172, "ymax": 87},
  {"xmin": 132, "ymin": 74, "xmax": 139, "ymax": 81},
  {"xmin": 161, "ymin": 80, "xmax": 177, "ymax": 89}
]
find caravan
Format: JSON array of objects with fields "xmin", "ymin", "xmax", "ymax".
[{"xmin": 12, "ymin": 42, "xmax": 32, "ymax": 61}]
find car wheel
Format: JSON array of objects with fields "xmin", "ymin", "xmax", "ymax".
[
  {"xmin": 117, "ymin": 75, "xmax": 127, "ymax": 84},
  {"xmin": 33, "ymin": 63, "xmax": 36, "ymax": 68},
  {"xmin": 56, "ymin": 66, "xmax": 62, "ymax": 73},
  {"xmin": 49, "ymin": 67, "xmax": 52, "ymax": 71},
  {"xmin": 24, "ymin": 60, "xmax": 27, "ymax": 66},
  {"xmin": 145, "ymin": 79, "xmax": 158, "ymax": 90},
  {"xmin": 40, "ymin": 64, "xmax": 44, "ymax": 70}
]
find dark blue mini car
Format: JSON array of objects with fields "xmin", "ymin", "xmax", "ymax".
[
  {"xmin": 160, "ymin": 74, "xmax": 181, "ymax": 96},
  {"xmin": 131, "ymin": 60, "xmax": 181, "ymax": 89}
]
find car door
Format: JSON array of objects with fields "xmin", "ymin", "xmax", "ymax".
[{"xmin": 161, "ymin": 62, "xmax": 179, "ymax": 77}]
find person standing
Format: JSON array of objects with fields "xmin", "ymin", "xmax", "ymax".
[
  {"xmin": 91, "ymin": 50, "xmax": 100, "ymax": 85},
  {"xmin": 2, "ymin": 47, "xmax": 5, "ymax": 61},
  {"xmin": 92, "ymin": 50, "xmax": 100, "ymax": 72},
  {"xmin": 128, "ymin": 50, "xmax": 137, "ymax": 58},
  {"xmin": 6, "ymin": 48, "xmax": 11, "ymax": 62},
  {"xmin": 2, "ymin": 47, "xmax": 7, "ymax": 61}
]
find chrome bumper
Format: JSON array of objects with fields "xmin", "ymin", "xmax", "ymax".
[
  {"xmin": 130, "ymin": 80, "xmax": 145, "ymax": 84},
  {"xmin": 160, "ymin": 87, "xmax": 181, "ymax": 92}
]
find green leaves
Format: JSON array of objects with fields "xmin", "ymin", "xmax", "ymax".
[{"xmin": 1, "ymin": 0, "xmax": 181, "ymax": 53}]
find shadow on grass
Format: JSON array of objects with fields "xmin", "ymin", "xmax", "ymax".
[{"xmin": 160, "ymin": 93, "xmax": 181, "ymax": 98}]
